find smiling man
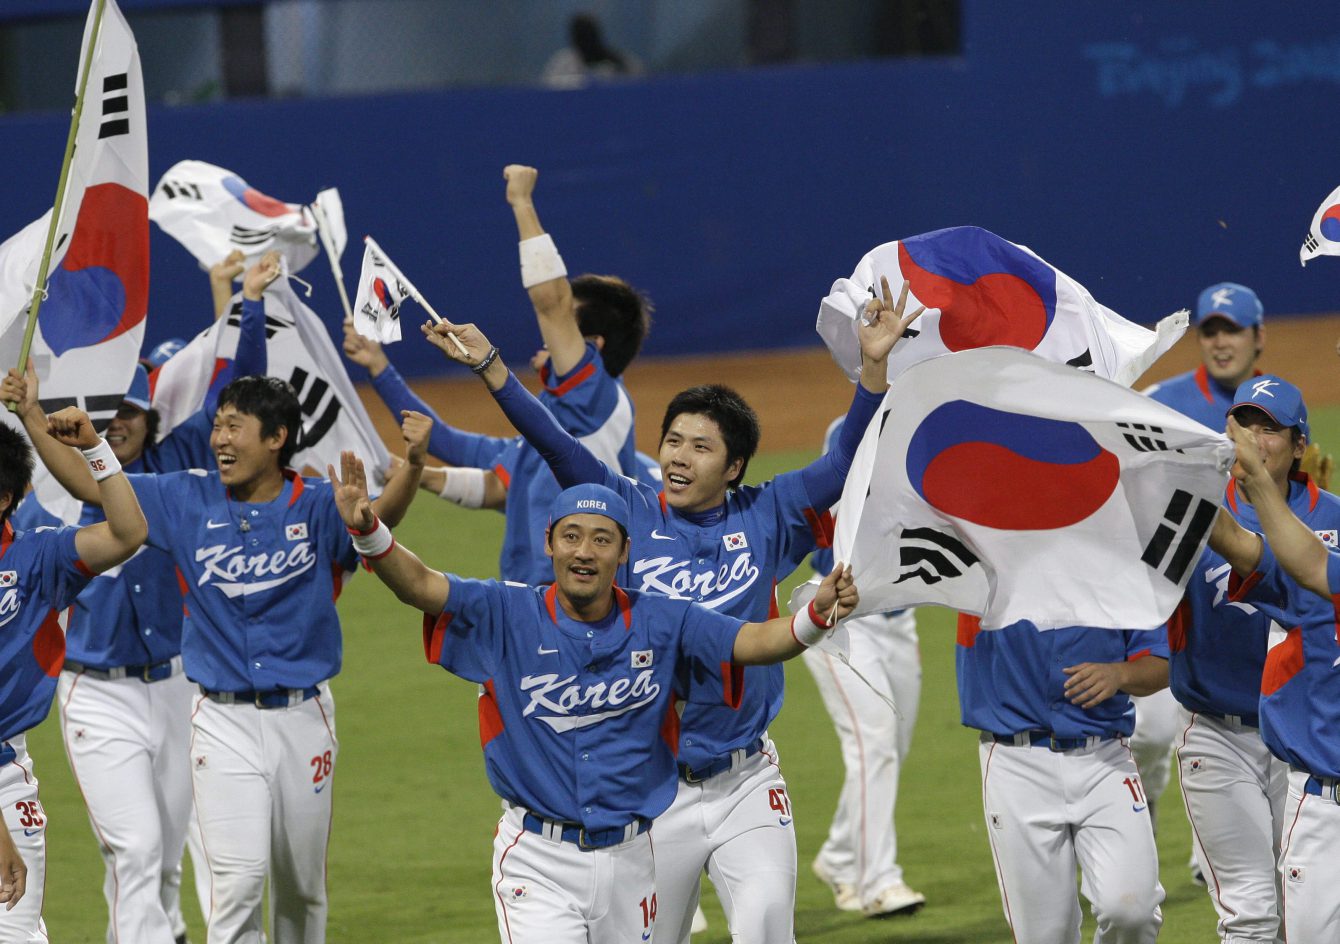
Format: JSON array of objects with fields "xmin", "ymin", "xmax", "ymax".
[
  {"xmin": 417, "ymin": 275, "xmax": 919, "ymax": 944},
  {"xmin": 325, "ymin": 464, "xmax": 857, "ymax": 944}
]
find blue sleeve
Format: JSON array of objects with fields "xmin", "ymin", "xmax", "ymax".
[
  {"xmin": 676, "ymin": 600, "xmax": 745, "ymax": 706},
  {"xmin": 204, "ymin": 296, "xmax": 268, "ymax": 418},
  {"xmin": 1126, "ymin": 626, "xmax": 1169, "ymax": 661},
  {"xmin": 127, "ymin": 473, "xmax": 180, "ymax": 553},
  {"xmin": 33, "ymin": 525, "xmax": 95, "ymax": 610},
  {"xmin": 148, "ymin": 409, "xmax": 214, "ymax": 472},
  {"xmin": 369, "ymin": 362, "xmax": 511, "ymax": 469},
  {"xmin": 492, "ymin": 372, "xmax": 611, "ymax": 489},
  {"xmin": 797, "ymin": 385, "xmax": 882, "ymax": 508},
  {"xmin": 423, "ymin": 577, "xmax": 509, "ymax": 682},
  {"xmin": 1327, "ymin": 549, "xmax": 1340, "ymax": 596}
]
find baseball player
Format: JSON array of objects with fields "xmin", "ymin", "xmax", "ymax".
[
  {"xmin": 0, "ymin": 409, "xmax": 150, "ymax": 943},
  {"xmin": 342, "ymin": 163, "xmax": 651, "ymax": 584},
  {"xmin": 27, "ymin": 373, "xmax": 428, "ymax": 944},
  {"xmin": 417, "ymin": 275, "xmax": 919, "ymax": 943},
  {"xmin": 1134, "ymin": 282, "xmax": 1267, "ymax": 843},
  {"xmin": 1207, "ymin": 416, "xmax": 1340, "ymax": 943},
  {"xmin": 802, "ymin": 417, "xmax": 924, "ymax": 918},
  {"xmin": 4, "ymin": 254, "xmax": 275, "ymax": 944},
  {"xmin": 1168, "ymin": 375, "xmax": 1331, "ymax": 943},
  {"xmin": 324, "ymin": 468, "xmax": 858, "ymax": 944},
  {"xmin": 958, "ymin": 614, "xmax": 1169, "ymax": 943}
]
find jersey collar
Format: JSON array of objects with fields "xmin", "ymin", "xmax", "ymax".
[
  {"xmin": 226, "ymin": 468, "xmax": 304, "ymax": 506},
  {"xmin": 1225, "ymin": 472, "xmax": 1318, "ymax": 514},
  {"xmin": 543, "ymin": 582, "xmax": 633, "ymax": 630},
  {"xmin": 1194, "ymin": 364, "xmax": 1263, "ymax": 405}
]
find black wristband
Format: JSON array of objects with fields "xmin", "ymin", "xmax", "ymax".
[{"xmin": 471, "ymin": 346, "xmax": 500, "ymax": 375}]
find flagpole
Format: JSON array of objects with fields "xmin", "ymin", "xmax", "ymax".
[
  {"xmin": 364, "ymin": 236, "xmax": 469, "ymax": 356},
  {"xmin": 12, "ymin": 0, "xmax": 108, "ymax": 393},
  {"xmin": 311, "ymin": 202, "xmax": 353, "ymax": 322}
]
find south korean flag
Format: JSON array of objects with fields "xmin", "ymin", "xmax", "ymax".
[{"xmin": 352, "ymin": 237, "xmax": 413, "ymax": 344}]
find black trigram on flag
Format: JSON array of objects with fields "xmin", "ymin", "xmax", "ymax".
[
  {"xmin": 289, "ymin": 367, "xmax": 342, "ymax": 450},
  {"xmin": 157, "ymin": 179, "xmax": 203, "ymax": 201},
  {"xmin": 1066, "ymin": 349, "xmax": 1094, "ymax": 371},
  {"xmin": 1142, "ymin": 489, "xmax": 1217, "ymax": 584},
  {"xmin": 893, "ymin": 527, "xmax": 980, "ymax": 585},
  {"xmin": 98, "ymin": 73, "xmax": 130, "ymax": 139},
  {"xmin": 1117, "ymin": 423, "xmax": 1171, "ymax": 453},
  {"xmin": 230, "ymin": 225, "xmax": 278, "ymax": 247},
  {"xmin": 39, "ymin": 394, "xmax": 124, "ymax": 434},
  {"xmin": 1303, "ymin": 232, "xmax": 1320, "ymax": 255}
]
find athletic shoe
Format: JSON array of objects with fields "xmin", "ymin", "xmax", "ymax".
[
  {"xmin": 862, "ymin": 881, "xmax": 926, "ymax": 918},
  {"xmin": 811, "ymin": 857, "xmax": 862, "ymax": 912},
  {"xmin": 690, "ymin": 904, "xmax": 709, "ymax": 933}
]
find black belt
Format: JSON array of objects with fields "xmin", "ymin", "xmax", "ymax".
[
  {"xmin": 1303, "ymin": 774, "xmax": 1340, "ymax": 804},
  {"xmin": 986, "ymin": 731, "xmax": 1120, "ymax": 752},
  {"xmin": 678, "ymin": 739, "xmax": 765, "ymax": 783},
  {"xmin": 1198, "ymin": 709, "xmax": 1259, "ymax": 729},
  {"xmin": 201, "ymin": 686, "xmax": 321, "ymax": 709},
  {"xmin": 521, "ymin": 812, "xmax": 649, "ymax": 850},
  {"xmin": 66, "ymin": 657, "xmax": 181, "ymax": 683}
]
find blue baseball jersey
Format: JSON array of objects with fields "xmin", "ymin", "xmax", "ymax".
[
  {"xmin": 370, "ymin": 344, "xmax": 638, "ymax": 583},
  {"xmin": 1145, "ymin": 365, "xmax": 1259, "ymax": 432},
  {"xmin": 1169, "ymin": 476, "xmax": 1340, "ymax": 724},
  {"xmin": 956, "ymin": 616, "xmax": 1170, "ymax": 738},
  {"xmin": 128, "ymin": 470, "xmax": 358, "ymax": 692},
  {"xmin": 0, "ymin": 521, "xmax": 94, "ymax": 741},
  {"xmin": 491, "ymin": 371, "xmax": 881, "ymax": 771},
  {"xmin": 424, "ymin": 578, "xmax": 742, "ymax": 829},
  {"xmin": 1226, "ymin": 539, "xmax": 1340, "ymax": 778}
]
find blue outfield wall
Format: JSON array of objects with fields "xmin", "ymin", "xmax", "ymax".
[{"xmin": 3, "ymin": 1, "xmax": 1340, "ymax": 379}]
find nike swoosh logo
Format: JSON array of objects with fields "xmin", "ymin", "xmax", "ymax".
[
  {"xmin": 778, "ymin": 817, "xmax": 792, "ymax": 826},
  {"xmin": 206, "ymin": 520, "xmax": 230, "ymax": 529},
  {"xmin": 650, "ymin": 530, "xmax": 675, "ymax": 541},
  {"xmin": 1132, "ymin": 804, "xmax": 1146, "ymax": 813},
  {"xmin": 23, "ymin": 828, "xmax": 40, "ymax": 837},
  {"xmin": 315, "ymin": 782, "xmax": 327, "ymax": 794},
  {"xmin": 538, "ymin": 646, "xmax": 558, "ymax": 656}
]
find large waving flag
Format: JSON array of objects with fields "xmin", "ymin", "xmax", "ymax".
[
  {"xmin": 0, "ymin": 0, "xmax": 148, "ymax": 522},
  {"xmin": 149, "ymin": 159, "xmax": 321, "ymax": 272},
  {"xmin": 829, "ymin": 347, "xmax": 1232, "ymax": 631},
  {"xmin": 1300, "ymin": 183, "xmax": 1340, "ymax": 266},
  {"xmin": 818, "ymin": 227, "xmax": 1186, "ymax": 389},
  {"xmin": 351, "ymin": 237, "xmax": 414, "ymax": 343},
  {"xmin": 150, "ymin": 283, "xmax": 390, "ymax": 481}
]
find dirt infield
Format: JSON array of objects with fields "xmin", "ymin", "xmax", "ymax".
[{"xmin": 356, "ymin": 314, "xmax": 1340, "ymax": 456}]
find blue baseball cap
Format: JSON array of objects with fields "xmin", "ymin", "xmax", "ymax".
[
  {"xmin": 122, "ymin": 364, "xmax": 151, "ymax": 412},
  {"xmin": 548, "ymin": 483, "xmax": 630, "ymax": 534},
  {"xmin": 1195, "ymin": 282, "xmax": 1263, "ymax": 329},
  {"xmin": 1229, "ymin": 375, "xmax": 1309, "ymax": 441},
  {"xmin": 145, "ymin": 338, "xmax": 186, "ymax": 369}
]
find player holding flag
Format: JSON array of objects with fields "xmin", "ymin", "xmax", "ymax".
[{"xmin": 351, "ymin": 237, "xmax": 414, "ymax": 343}]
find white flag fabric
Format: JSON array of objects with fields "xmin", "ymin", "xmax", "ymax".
[
  {"xmin": 149, "ymin": 159, "xmax": 319, "ymax": 272},
  {"xmin": 0, "ymin": 0, "xmax": 148, "ymax": 524},
  {"xmin": 310, "ymin": 188, "xmax": 347, "ymax": 261},
  {"xmin": 1300, "ymin": 184, "xmax": 1340, "ymax": 265},
  {"xmin": 150, "ymin": 283, "xmax": 390, "ymax": 482},
  {"xmin": 818, "ymin": 226, "xmax": 1186, "ymax": 390},
  {"xmin": 351, "ymin": 237, "xmax": 414, "ymax": 344},
  {"xmin": 829, "ymin": 347, "xmax": 1233, "ymax": 631}
]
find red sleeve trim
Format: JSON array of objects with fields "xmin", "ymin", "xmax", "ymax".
[
  {"xmin": 544, "ymin": 362, "xmax": 596, "ymax": 397},
  {"xmin": 423, "ymin": 611, "xmax": 453, "ymax": 664},
  {"xmin": 74, "ymin": 560, "xmax": 94, "ymax": 577},
  {"xmin": 1126, "ymin": 648, "xmax": 1153, "ymax": 662},
  {"xmin": 478, "ymin": 678, "xmax": 505, "ymax": 748},
  {"xmin": 1226, "ymin": 569, "xmax": 1263, "ymax": 602},
  {"xmin": 492, "ymin": 463, "xmax": 511, "ymax": 490},
  {"xmin": 613, "ymin": 586, "xmax": 633, "ymax": 629}
]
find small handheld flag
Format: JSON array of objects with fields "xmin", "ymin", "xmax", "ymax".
[{"xmin": 1300, "ymin": 183, "xmax": 1340, "ymax": 266}]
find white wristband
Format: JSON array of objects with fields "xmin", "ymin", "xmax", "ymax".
[
  {"xmin": 437, "ymin": 467, "xmax": 487, "ymax": 509},
  {"xmin": 349, "ymin": 518, "xmax": 395, "ymax": 559},
  {"xmin": 790, "ymin": 601, "xmax": 834, "ymax": 648},
  {"xmin": 80, "ymin": 439, "xmax": 122, "ymax": 482},
  {"xmin": 519, "ymin": 234, "xmax": 567, "ymax": 288}
]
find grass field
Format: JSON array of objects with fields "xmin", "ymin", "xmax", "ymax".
[{"xmin": 32, "ymin": 403, "xmax": 1340, "ymax": 942}]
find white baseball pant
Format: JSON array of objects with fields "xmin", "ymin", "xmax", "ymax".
[
  {"xmin": 58, "ymin": 666, "xmax": 195, "ymax": 944},
  {"xmin": 1176, "ymin": 709, "xmax": 1286, "ymax": 943},
  {"xmin": 802, "ymin": 609, "xmax": 920, "ymax": 902},
  {"xmin": 980, "ymin": 736, "xmax": 1164, "ymax": 944},
  {"xmin": 491, "ymin": 805, "xmax": 656, "ymax": 943},
  {"xmin": 653, "ymin": 738, "xmax": 796, "ymax": 944},
  {"xmin": 0, "ymin": 735, "xmax": 47, "ymax": 944},
  {"xmin": 1128, "ymin": 688, "xmax": 1179, "ymax": 815},
  {"xmin": 190, "ymin": 687, "xmax": 337, "ymax": 944},
  {"xmin": 1279, "ymin": 768, "xmax": 1340, "ymax": 943}
]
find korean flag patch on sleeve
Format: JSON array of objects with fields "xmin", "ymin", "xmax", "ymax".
[
  {"xmin": 1315, "ymin": 529, "xmax": 1338, "ymax": 548},
  {"xmin": 632, "ymin": 650, "xmax": 654, "ymax": 668},
  {"xmin": 286, "ymin": 523, "xmax": 308, "ymax": 541}
]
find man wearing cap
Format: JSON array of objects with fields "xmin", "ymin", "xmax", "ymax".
[
  {"xmin": 2, "ymin": 253, "xmax": 276, "ymax": 944},
  {"xmin": 1132, "ymin": 282, "xmax": 1266, "ymax": 858},
  {"xmin": 1205, "ymin": 400, "xmax": 1340, "ymax": 943},
  {"xmin": 1166, "ymin": 375, "xmax": 1339, "ymax": 942},
  {"xmin": 326, "ymin": 463, "xmax": 858, "ymax": 944}
]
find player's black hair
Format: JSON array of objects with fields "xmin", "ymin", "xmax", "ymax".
[
  {"xmin": 0, "ymin": 424, "xmax": 35, "ymax": 527},
  {"xmin": 572, "ymin": 274, "xmax": 652, "ymax": 378},
  {"xmin": 144, "ymin": 408, "xmax": 161, "ymax": 447},
  {"xmin": 216, "ymin": 375, "xmax": 303, "ymax": 467},
  {"xmin": 660, "ymin": 385, "xmax": 761, "ymax": 489}
]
